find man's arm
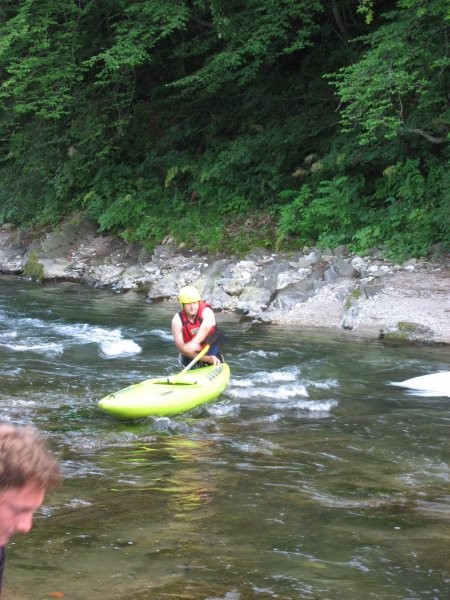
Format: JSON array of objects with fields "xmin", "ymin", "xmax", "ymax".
[
  {"xmin": 189, "ymin": 306, "xmax": 216, "ymax": 348},
  {"xmin": 171, "ymin": 308, "xmax": 216, "ymax": 357},
  {"xmin": 172, "ymin": 313, "xmax": 192, "ymax": 356}
]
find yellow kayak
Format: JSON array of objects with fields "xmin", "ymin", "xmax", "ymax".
[{"xmin": 98, "ymin": 363, "xmax": 230, "ymax": 418}]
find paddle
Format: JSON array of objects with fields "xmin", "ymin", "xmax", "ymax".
[
  {"xmin": 171, "ymin": 330, "xmax": 225, "ymax": 381},
  {"xmin": 177, "ymin": 343, "xmax": 211, "ymax": 377}
]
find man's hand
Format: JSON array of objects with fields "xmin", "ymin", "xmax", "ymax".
[
  {"xmin": 202, "ymin": 354, "xmax": 221, "ymax": 366},
  {"xmin": 184, "ymin": 340, "xmax": 202, "ymax": 354}
]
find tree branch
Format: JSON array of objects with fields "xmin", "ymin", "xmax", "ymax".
[{"xmin": 409, "ymin": 128, "xmax": 447, "ymax": 144}]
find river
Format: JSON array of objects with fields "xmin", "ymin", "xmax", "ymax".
[{"xmin": 1, "ymin": 275, "xmax": 449, "ymax": 599}]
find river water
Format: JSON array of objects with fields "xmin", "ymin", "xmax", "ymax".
[{"xmin": 0, "ymin": 275, "xmax": 449, "ymax": 600}]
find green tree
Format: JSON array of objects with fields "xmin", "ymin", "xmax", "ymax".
[
  {"xmin": 329, "ymin": 0, "xmax": 449, "ymax": 146},
  {"xmin": 0, "ymin": 0, "xmax": 447, "ymax": 257}
]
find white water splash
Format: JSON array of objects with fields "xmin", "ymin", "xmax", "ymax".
[
  {"xmin": 149, "ymin": 328, "xmax": 173, "ymax": 342},
  {"xmin": 275, "ymin": 399, "xmax": 338, "ymax": 412},
  {"xmin": 226, "ymin": 366, "xmax": 338, "ymax": 415},
  {"xmin": 39, "ymin": 323, "xmax": 143, "ymax": 358},
  {"xmin": 307, "ymin": 378, "xmax": 339, "ymax": 390},
  {"xmin": 100, "ymin": 338, "xmax": 142, "ymax": 358},
  {"xmin": 2, "ymin": 340, "xmax": 64, "ymax": 356},
  {"xmin": 391, "ymin": 371, "xmax": 450, "ymax": 397},
  {"xmin": 253, "ymin": 369, "xmax": 300, "ymax": 383},
  {"xmin": 3, "ymin": 318, "xmax": 143, "ymax": 358},
  {"xmin": 247, "ymin": 349, "xmax": 279, "ymax": 358}
]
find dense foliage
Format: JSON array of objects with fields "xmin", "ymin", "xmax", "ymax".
[{"xmin": 0, "ymin": 0, "xmax": 448, "ymax": 258}]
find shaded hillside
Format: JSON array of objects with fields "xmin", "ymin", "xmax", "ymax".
[{"xmin": 0, "ymin": 1, "xmax": 448, "ymax": 258}]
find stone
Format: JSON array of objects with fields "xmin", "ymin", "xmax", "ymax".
[{"xmin": 0, "ymin": 220, "xmax": 448, "ymax": 344}]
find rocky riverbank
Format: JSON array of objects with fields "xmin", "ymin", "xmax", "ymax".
[{"xmin": 0, "ymin": 216, "xmax": 449, "ymax": 344}]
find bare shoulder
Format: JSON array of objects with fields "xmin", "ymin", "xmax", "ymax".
[
  {"xmin": 202, "ymin": 305, "xmax": 216, "ymax": 322},
  {"xmin": 171, "ymin": 312, "xmax": 182, "ymax": 327}
]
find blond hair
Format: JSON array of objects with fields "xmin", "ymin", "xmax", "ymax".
[{"xmin": 0, "ymin": 424, "xmax": 61, "ymax": 490}]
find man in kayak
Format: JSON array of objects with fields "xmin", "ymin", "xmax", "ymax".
[
  {"xmin": 0, "ymin": 424, "xmax": 62, "ymax": 594},
  {"xmin": 172, "ymin": 285, "xmax": 223, "ymax": 368}
]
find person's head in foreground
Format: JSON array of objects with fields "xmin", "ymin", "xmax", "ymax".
[{"xmin": 0, "ymin": 424, "xmax": 61, "ymax": 547}]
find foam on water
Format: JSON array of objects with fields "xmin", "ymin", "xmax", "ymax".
[
  {"xmin": 206, "ymin": 402, "xmax": 239, "ymax": 418},
  {"xmin": 99, "ymin": 339, "xmax": 142, "ymax": 358},
  {"xmin": 247, "ymin": 349, "xmax": 279, "ymax": 358},
  {"xmin": 307, "ymin": 378, "xmax": 339, "ymax": 390},
  {"xmin": 2, "ymin": 313, "xmax": 143, "ymax": 358},
  {"xmin": 0, "ymin": 366, "xmax": 22, "ymax": 376},
  {"xmin": 149, "ymin": 328, "xmax": 173, "ymax": 342},
  {"xmin": 252, "ymin": 368, "xmax": 300, "ymax": 383},
  {"xmin": 273, "ymin": 398, "xmax": 338, "ymax": 412},
  {"xmin": 0, "ymin": 330, "xmax": 17, "ymax": 340},
  {"xmin": 2, "ymin": 340, "xmax": 64, "ymax": 356},
  {"xmin": 226, "ymin": 367, "xmax": 337, "ymax": 414}
]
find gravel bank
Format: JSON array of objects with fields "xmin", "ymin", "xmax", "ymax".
[{"xmin": 279, "ymin": 269, "xmax": 450, "ymax": 343}]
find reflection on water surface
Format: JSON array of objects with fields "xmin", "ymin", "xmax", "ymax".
[{"xmin": 1, "ymin": 276, "xmax": 449, "ymax": 599}]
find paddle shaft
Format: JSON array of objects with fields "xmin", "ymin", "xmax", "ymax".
[
  {"xmin": 171, "ymin": 330, "xmax": 222, "ymax": 381},
  {"xmin": 177, "ymin": 344, "xmax": 210, "ymax": 377}
]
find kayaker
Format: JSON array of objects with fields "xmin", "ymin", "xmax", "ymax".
[
  {"xmin": 172, "ymin": 285, "xmax": 223, "ymax": 368},
  {"xmin": 0, "ymin": 424, "xmax": 62, "ymax": 594}
]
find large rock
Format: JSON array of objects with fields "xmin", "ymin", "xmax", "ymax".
[
  {"xmin": 0, "ymin": 219, "xmax": 448, "ymax": 344},
  {"xmin": 0, "ymin": 226, "xmax": 27, "ymax": 273}
]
